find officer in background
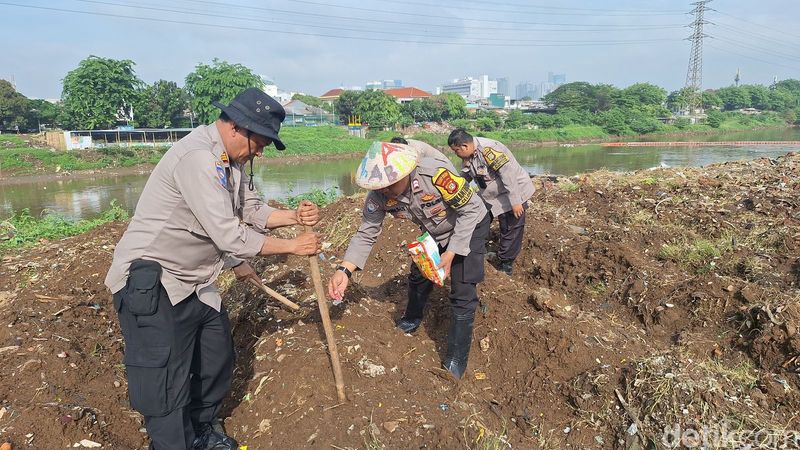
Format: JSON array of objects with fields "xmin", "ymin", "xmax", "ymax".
[
  {"xmin": 448, "ymin": 129, "xmax": 535, "ymax": 275},
  {"xmin": 327, "ymin": 141, "xmax": 490, "ymax": 379},
  {"xmin": 105, "ymin": 88, "xmax": 321, "ymax": 450},
  {"xmin": 390, "ymin": 136, "xmax": 450, "ymax": 165}
]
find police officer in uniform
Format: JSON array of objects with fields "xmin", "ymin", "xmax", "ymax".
[
  {"xmin": 327, "ymin": 141, "xmax": 490, "ymax": 379},
  {"xmin": 390, "ymin": 136, "xmax": 451, "ymax": 165},
  {"xmin": 105, "ymin": 88, "xmax": 321, "ymax": 450},
  {"xmin": 448, "ymin": 129, "xmax": 535, "ymax": 275}
]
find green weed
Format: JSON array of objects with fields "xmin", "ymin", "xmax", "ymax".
[
  {"xmin": 282, "ymin": 186, "xmax": 341, "ymax": 209},
  {"xmin": 0, "ymin": 200, "xmax": 128, "ymax": 251}
]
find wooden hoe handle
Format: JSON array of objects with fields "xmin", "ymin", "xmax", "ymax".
[{"xmin": 306, "ymin": 225, "xmax": 346, "ymax": 402}]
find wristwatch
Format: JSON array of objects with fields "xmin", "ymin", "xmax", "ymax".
[{"xmin": 336, "ymin": 265, "xmax": 352, "ymax": 279}]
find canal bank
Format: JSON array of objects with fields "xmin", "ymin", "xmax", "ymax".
[{"xmin": 1, "ymin": 127, "xmax": 799, "ymax": 220}]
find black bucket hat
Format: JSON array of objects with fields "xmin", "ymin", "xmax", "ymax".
[{"xmin": 213, "ymin": 88, "xmax": 286, "ymax": 150}]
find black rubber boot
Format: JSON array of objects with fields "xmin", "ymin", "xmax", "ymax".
[
  {"xmin": 192, "ymin": 422, "xmax": 238, "ymax": 450},
  {"xmin": 442, "ymin": 312, "xmax": 475, "ymax": 380},
  {"xmin": 498, "ymin": 259, "xmax": 514, "ymax": 275},
  {"xmin": 396, "ymin": 269, "xmax": 432, "ymax": 333}
]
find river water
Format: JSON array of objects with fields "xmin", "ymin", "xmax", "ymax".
[{"xmin": 2, "ymin": 128, "xmax": 798, "ymax": 220}]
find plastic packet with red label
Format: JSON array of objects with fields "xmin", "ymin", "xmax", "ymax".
[{"xmin": 407, "ymin": 232, "xmax": 446, "ymax": 287}]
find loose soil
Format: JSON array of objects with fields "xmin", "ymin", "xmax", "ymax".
[{"xmin": 1, "ymin": 154, "xmax": 799, "ymax": 449}]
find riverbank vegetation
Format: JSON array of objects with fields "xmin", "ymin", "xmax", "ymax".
[{"xmin": 0, "ymin": 201, "xmax": 128, "ymax": 251}]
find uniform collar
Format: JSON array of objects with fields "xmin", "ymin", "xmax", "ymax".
[{"xmin": 206, "ymin": 124, "xmax": 236, "ymax": 169}]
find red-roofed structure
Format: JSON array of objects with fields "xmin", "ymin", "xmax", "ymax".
[
  {"xmin": 384, "ymin": 87, "xmax": 432, "ymax": 103},
  {"xmin": 319, "ymin": 88, "xmax": 344, "ymax": 101}
]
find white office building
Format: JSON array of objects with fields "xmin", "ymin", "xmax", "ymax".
[{"xmin": 440, "ymin": 75, "xmax": 497, "ymax": 101}]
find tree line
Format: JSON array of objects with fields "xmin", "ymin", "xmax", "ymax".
[
  {"xmin": 1, "ymin": 56, "xmax": 263, "ymax": 132},
  {"xmin": 1, "ymin": 55, "xmax": 799, "ymax": 134}
]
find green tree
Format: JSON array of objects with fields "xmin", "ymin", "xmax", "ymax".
[
  {"xmin": 434, "ymin": 93, "xmax": 467, "ymax": 120},
  {"xmin": 61, "ymin": 56, "xmax": 144, "ymax": 129},
  {"xmin": 706, "ymin": 109, "xmax": 725, "ymax": 128},
  {"xmin": 701, "ymin": 91, "xmax": 723, "ymax": 110},
  {"xmin": 666, "ymin": 88, "xmax": 691, "ymax": 111},
  {"xmin": 504, "ymin": 110, "xmax": 525, "ymax": 129},
  {"xmin": 26, "ymin": 99, "xmax": 63, "ymax": 131},
  {"xmin": 335, "ymin": 90, "xmax": 362, "ymax": 124},
  {"xmin": 135, "ymin": 80, "xmax": 188, "ymax": 128},
  {"xmin": 0, "ymin": 79, "xmax": 30, "ymax": 131},
  {"xmin": 184, "ymin": 59, "xmax": 263, "ymax": 124},
  {"xmin": 716, "ymin": 86, "xmax": 751, "ymax": 111},
  {"xmin": 401, "ymin": 98, "xmax": 440, "ymax": 122},
  {"xmin": 354, "ymin": 90, "xmax": 401, "ymax": 129},
  {"xmin": 621, "ymin": 83, "xmax": 667, "ymax": 107},
  {"xmin": 595, "ymin": 108, "xmax": 632, "ymax": 135},
  {"xmin": 292, "ymin": 93, "xmax": 323, "ymax": 108},
  {"xmin": 544, "ymin": 82, "xmax": 618, "ymax": 113}
]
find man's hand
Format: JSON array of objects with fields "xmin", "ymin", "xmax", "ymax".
[
  {"xmin": 511, "ymin": 204, "xmax": 524, "ymax": 219},
  {"xmin": 232, "ymin": 262, "xmax": 261, "ymax": 284},
  {"xmin": 327, "ymin": 270, "xmax": 350, "ymax": 301},
  {"xmin": 296, "ymin": 200, "xmax": 320, "ymax": 227},
  {"xmin": 437, "ymin": 250, "xmax": 456, "ymax": 279},
  {"xmin": 292, "ymin": 232, "xmax": 322, "ymax": 256}
]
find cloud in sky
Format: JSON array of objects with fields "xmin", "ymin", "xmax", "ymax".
[{"xmin": 2, "ymin": 0, "xmax": 798, "ymax": 99}]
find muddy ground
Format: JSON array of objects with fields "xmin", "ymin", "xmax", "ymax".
[{"xmin": 1, "ymin": 154, "xmax": 799, "ymax": 449}]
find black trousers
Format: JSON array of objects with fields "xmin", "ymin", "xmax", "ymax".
[
  {"xmin": 114, "ymin": 277, "xmax": 234, "ymax": 450},
  {"xmin": 409, "ymin": 212, "xmax": 491, "ymax": 316},
  {"xmin": 497, "ymin": 203, "xmax": 527, "ymax": 262}
]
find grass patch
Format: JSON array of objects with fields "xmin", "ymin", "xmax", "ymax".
[
  {"xmin": 559, "ymin": 181, "xmax": 581, "ymax": 193},
  {"xmin": 623, "ymin": 352, "xmax": 789, "ymax": 448},
  {"xmin": 658, "ymin": 236, "xmax": 733, "ymax": 274},
  {"xmin": 264, "ymin": 126, "xmax": 371, "ymax": 157},
  {"xmin": 0, "ymin": 200, "xmax": 128, "ymax": 251},
  {"xmin": 0, "ymin": 134, "xmax": 26, "ymax": 146},
  {"xmin": 0, "ymin": 145, "xmax": 168, "ymax": 175},
  {"xmin": 282, "ymin": 186, "xmax": 341, "ymax": 209}
]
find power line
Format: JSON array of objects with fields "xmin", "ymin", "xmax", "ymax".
[
  {"xmin": 0, "ymin": 2, "xmax": 683, "ymax": 47},
  {"xmin": 284, "ymin": 0, "xmax": 687, "ymax": 17},
  {"xmin": 713, "ymin": 21, "xmax": 800, "ymax": 51},
  {"xmin": 74, "ymin": 0, "xmax": 688, "ymax": 38},
  {"xmin": 187, "ymin": 0, "xmax": 686, "ymax": 28},
  {"xmin": 713, "ymin": 10, "xmax": 800, "ymax": 41},
  {"xmin": 710, "ymin": 35, "xmax": 800, "ymax": 63},
  {"xmin": 66, "ymin": 0, "xmax": 684, "ymax": 43},
  {"xmin": 377, "ymin": 0, "xmax": 685, "ymax": 14},
  {"xmin": 706, "ymin": 43, "xmax": 800, "ymax": 72}
]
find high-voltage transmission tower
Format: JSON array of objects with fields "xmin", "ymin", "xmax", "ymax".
[{"xmin": 684, "ymin": 0, "xmax": 712, "ymax": 116}]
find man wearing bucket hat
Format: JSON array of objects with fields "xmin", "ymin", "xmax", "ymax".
[
  {"xmin": 327, "ymin": 141, "xmax": 490, "ymax": 380},
  {"xmin": 105, "ymin": 87, "xmax": 321, "ymax": 450},
  {"xmin": 448, "ymin": 129, "xmax": 535, "ymax": 275}
]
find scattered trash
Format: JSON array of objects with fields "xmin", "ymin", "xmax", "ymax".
[
  {"xmin": 358, "ymin": 357, "xmax": 385, "ymax": 377},
  {"xmin": 382, "ymin": 421, "xmax": 399, "ymax": 433},
  {"xmin": 439, "ymin": 404, "xmax": 449, "ymax": 412},
  {"xmin": 78, "ymin": 439, "xmax": 101, "ymax": 448},
  {"xmin": 474, "ymin": 372, "xmax": 487, "ymax": 380},
  {"xmin": 479, "ymin": 337, "xmax": 490, "ymax": 352}
]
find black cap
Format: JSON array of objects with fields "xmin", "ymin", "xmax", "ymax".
[{"xmin": 213, "ymin": 88, "xmax": 286, "ymax": 150}]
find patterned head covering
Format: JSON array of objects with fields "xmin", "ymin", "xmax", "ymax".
[{"xmin": 355, "ymin": 141, "xmax": 418, "ymax": 190}]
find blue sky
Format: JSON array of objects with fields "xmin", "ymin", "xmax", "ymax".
[{"xmin": 1, "ymin": 0, "xmax": 798, "ymax": 99}]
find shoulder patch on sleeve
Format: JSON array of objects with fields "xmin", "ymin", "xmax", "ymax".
[
  {"xmin": 481, "ymin": 146, "xmax": 509, "ymax": 171},
  {"xmin": 432, "ymin": 167, "xmax": 473, "ymax": 209}
]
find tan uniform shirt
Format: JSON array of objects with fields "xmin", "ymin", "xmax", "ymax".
[
  {"xmin": 406, "ymin": 139, "xmax": 451, "ymax": 165},
  {"xmin": 105, "ymin": 124, "xmax": 274, "ymax": 311},
  {"xmin": 461, "ymin": 137, "xmax": 535, "ymax": 216},
  {"xmin": 343, "ymin": 156, "xmax": 487, "ymax": 269}
]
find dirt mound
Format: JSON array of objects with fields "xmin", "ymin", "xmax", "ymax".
[{"xmin": 1, "ymin": 153, "xmax": 799, "ymax": 449}]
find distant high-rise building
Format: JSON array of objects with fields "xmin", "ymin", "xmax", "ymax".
[
  {"xmin": 366, "ymin": 81, "xmax": 382, "ymax": 90},
  {"xmin": 548, "ymin": 72, "xmax": 566, "ymax": 85},
  {"xmin": 540, "ymin": 81, "xmax": 556, "ymax": 98},
  {"xmin": 515, "ymin": 81, "xmax": 536, "ymax": 100},
  {"xmin": 496, "ymin": 77, "xmax": 510, "ymax": 97},
  {"xmin": 440, "ymin": 75, "xmax": 496, "ymax": 101},
  {"xmin": 382, "ymin": 79, "xmax": 403, "ymax": 89}
]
